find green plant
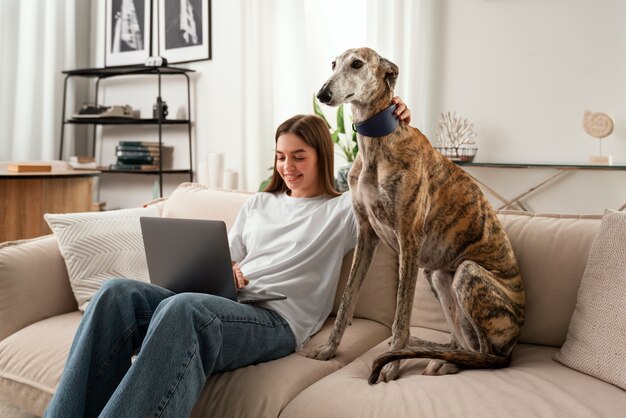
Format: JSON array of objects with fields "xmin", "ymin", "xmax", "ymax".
[{"xmin": 313, "ymin": 95, "xmax": 358, "ymax": 163}]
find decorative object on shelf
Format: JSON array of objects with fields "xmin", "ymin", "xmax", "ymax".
[
  {"xmin": 152, "ymin": 98, "xmax": 169, "ymax": 119},
  {"xmin": 434, "ymin": 111, "xmax": 478, "ymax": 162},
  {"xmin": 69, "ymin": 156, "xmax": 98, "ymax": 170},
  {"xmin": 583, "ymin": 111, "xmax": 614, "ymax": 166},
  {"xmin": 157, "ymin": 0, "xmax": 212, "ymax": 64},
  {"xmin": 207, "ymin": 152, "xmax": 224, "ymax": 188},
  {"xmin": 223, "ymin": 170, "xmax": 239, "ymax": 190},
  {"xmin": 313, "ymin": 95, "xmax": 358, "ymax": 192},
  {"xmin": 72, "ymin": 104, "xmax": 136, "ymax": 119},
  {"xmin": 105, "ymin": 0, "xmax": 153, "ymax": 67}
]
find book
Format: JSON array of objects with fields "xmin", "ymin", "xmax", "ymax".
[
  {"xmin": 7, "ymin": 163, "xmax": 52, "ymax": 173},
  {"xmin": 116, "ymin": 156, "xmax": 156, "ymax": 165},
  {"xmin": 69, "ymin": 156, "xmax": 98, "ymax": 170},
  {"xmin": 108, "ymin": 163, "xmax": 159, "ymax": 171},
  {"xmin": 118, "ymin": 141, "xmax": 161, "ymax": 147},
  {"xmin": 116, "ymin": 145, "xmax": 161, "ymax": 152}
]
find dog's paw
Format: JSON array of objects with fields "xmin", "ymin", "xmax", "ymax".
[
  {"xmin": 379, "ymin": 361, "xmax": 400, "ymax": 382},
  {"xmin": 422, "ymin": 360, "xmax": 460, "ymax": 376},
  {"xmin": 303, "ymin": 343, "xmax": 337, "ymax": 361},
  {"xmin": 369, "ymin": 360, "xmax": 400, "ymax": 384}
]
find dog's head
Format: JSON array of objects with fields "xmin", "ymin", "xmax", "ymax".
[{"xmin": 316, "ymin": 48, "xmax": 399, "ymax": 107}]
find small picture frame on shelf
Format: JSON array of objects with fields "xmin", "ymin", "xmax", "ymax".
[
  {"xmin": 157, "ymin": 0, "xmax": 212, "ymax": 64},
  {"xmin": 105, "ymin": 0, "xmax": 152, "ymax": 67}
]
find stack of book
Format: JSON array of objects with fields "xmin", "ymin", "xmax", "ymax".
[{"xmin": 109, "ymin": 141, "xmax": 173, "ymax": 171}]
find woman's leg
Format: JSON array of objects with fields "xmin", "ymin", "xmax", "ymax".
[
  {"xmin": 99, "ymin": 293, "xmax": 295, "ymax": 418},
  {"xmin": 44, "ymin": 279, "xmax": 174, "ymax": 418}
]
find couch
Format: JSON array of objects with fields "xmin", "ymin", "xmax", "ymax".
[{"xmin": 1, "ymin": 182, "xmax": 625, "ymax": 417}]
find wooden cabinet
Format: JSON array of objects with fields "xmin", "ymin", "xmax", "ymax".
[{"xmin": 0, "ymin": 165, "xmax": 99, "ymax": 242}]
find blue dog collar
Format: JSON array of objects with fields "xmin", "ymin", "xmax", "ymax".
[{"xmin": 352, "ymin": 104, "xmax": 399, "ymax": 137}]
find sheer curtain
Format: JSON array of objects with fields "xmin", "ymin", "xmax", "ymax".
[
  {"xmin": 0, "ymin": 0, "xmax": 90, "ymax": 162},
  {"xmin": 238, "ymin": 0, "xmax": 435, "ymax": 190}
]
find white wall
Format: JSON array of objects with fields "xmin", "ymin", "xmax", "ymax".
[
  {"xmin": 429, "ymin": 0, "xmax": 626, "ymax": 214},
  {"xmin": 89, "ymin": 0, "xmax": 626, "ymax": 213}
]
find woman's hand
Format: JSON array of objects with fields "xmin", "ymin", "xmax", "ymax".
[
  {"xmin": 232, "ymin": 262, "xmax": 249, "ymax": 289},
  {"xmin": 392, "ymin": 96, "xmax": 412, "ymax": 125}
]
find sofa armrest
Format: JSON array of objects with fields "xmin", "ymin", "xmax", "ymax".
[{"xmin": 0, "ymin": 235, "xmax": 77, "ymax": 341}]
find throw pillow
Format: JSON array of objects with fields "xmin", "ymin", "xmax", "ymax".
[
  {"xmin": 553, "ymin": 209, "xmax": 626, "ymax": 390},
  {"xmin": 44, "ymin": 206, "xmax": 159, "ymax": 311}
]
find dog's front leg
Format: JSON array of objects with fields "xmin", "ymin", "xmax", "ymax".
[
  {"xmin": 371, "ymin": 234, "xmax": 422, "ymax": 384},
  {"xmin": 306, "ymin": 220, "xmax": 380, "ymax": 360}
]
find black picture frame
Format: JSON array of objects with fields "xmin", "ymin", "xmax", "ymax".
[
  {"xmin": 157, "ymin": 0, "xmax": 212, "ymax": 64},
  {"xmin": 105, "ymin": 0, "xmax": 153, "ymax": 67}
]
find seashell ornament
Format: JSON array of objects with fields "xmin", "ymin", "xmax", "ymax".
[{"xmin": 583, "ymin": 111, "xmax": 614, "ymax": 165}]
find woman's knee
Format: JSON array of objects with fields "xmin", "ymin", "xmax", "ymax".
[{"xmin": 154, "ymin": 293, "xmax": 220, "ymax": 325}]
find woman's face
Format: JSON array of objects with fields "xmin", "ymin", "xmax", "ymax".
[{"xmin": 275, "ymin": 133, "xmax": 321, "ymax": 198}]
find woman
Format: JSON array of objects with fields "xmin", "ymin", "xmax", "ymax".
[{"xmin": 44, "ymin": 98, "xmax": 411, "ymax": 417}]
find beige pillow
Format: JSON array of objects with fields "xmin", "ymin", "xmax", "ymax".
[
  {"xmin": 161, "ymin": 182, "xmax": 252, "ymax": 230},
  {"xmin": 554, "ymin": 209, "xmax": 626, "ymax": 389},
  {"xmin": 44, "ymin": 206, "xmax": 159, "ymax": 310}
]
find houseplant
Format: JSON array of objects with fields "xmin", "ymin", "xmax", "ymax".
[{"xmin": 313, "ymin": 95, "xmax": 358, "ymax": 192}]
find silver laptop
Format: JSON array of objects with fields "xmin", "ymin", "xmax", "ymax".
[{"xmin": 140, "ymin": 217, "xmax": 287, "ymax": 304}]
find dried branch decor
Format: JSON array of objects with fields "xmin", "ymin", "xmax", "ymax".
[{"xmin": 436, "ymin": 112, "xmax": 477, "ymax": 148}]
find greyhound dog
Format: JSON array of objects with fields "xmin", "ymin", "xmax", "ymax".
[{"xmin": 306, "ymin": 48, "xmax": 525, "ymax": 384}]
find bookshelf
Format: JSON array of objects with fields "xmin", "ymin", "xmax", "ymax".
[{"xmin": 58, "ymin": 65, "xmax": 195, "ymax": 197}]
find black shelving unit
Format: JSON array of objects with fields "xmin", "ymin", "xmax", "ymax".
[{"xmin": 58, "ymin": 65, "xmax": 195, "ymax": 197}]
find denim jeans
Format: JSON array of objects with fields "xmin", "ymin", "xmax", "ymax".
[{"xmin": 44, "ymin": 278, "xmax": 295, "ymax": 418}]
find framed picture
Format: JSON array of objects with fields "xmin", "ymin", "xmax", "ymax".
[
  {"xmin": 105, "ymin": 0, "xmax": 152, "ymax": 67},
  {"xmin": 157, "ymin": 0, "xmax": 212, "ymax": 64}
]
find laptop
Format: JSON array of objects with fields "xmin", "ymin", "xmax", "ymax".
[{"xmin": 140, "ymin": 217, "xmax": 287, "ymax": 304}]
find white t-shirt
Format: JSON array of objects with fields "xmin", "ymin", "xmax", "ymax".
[{"xmin": 228, "ymin": 191, "xmax": 357, "ymax": 348}]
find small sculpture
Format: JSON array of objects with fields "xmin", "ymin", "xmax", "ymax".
[
  {"xmin": 583, "ymin": 111, "xmax": 614, "ymax": 165},
  {"xmin": 435, "ymin": 112, "xmax": 477, "ymax": 162}
]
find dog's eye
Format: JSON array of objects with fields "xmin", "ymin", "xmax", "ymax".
[
  {"xmin": 351, "ymin": 60, "xmax": 363, "ymax": 69},
  {"xmin": 331, "ymin": 61, "xmax": 336, "ymax": 70}
]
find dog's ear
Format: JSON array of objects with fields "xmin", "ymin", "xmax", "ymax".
[{"xmin": 380, "ymin": 58, "xmax": 399, "ymax": 91}]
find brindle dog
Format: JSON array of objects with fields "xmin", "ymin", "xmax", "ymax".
[{"xmin": 305, "ymin": 48, "xmax": 525, "ymax": 384}]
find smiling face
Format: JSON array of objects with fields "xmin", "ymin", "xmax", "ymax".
[{"xmin": 275, "ymin": 132, "xmax": 321, "ymax": 198}]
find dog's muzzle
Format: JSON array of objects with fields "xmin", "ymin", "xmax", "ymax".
[{"xmin": 316, "ymin": 86, "xmax": 332, "ymax": 104}]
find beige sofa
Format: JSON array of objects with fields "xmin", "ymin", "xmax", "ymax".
[{"xmin": 1, "ymin": 182, "xmax": 625, "ymax": 417}]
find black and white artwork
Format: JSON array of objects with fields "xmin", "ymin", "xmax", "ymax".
[
  {"xmin": 105, "ymin": 0, "xmax": 152, "ymax": 66},
  {"xmin": 158, "ymin": 0, "xmax": 212, "ymax": 64}
]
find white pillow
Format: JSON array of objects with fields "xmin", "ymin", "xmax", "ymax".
[
  {"xmin": 44, "ymin": 206, "xmax": 159, "ymax": 311},
  {"xmin": 553, "ymin": 209, "xmax": 626, "ymax": 390}
]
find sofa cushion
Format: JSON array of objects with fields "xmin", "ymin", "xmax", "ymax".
[
  {"xmin": 0, "ymin": 310, "xmax": 388, "ymax": 418},
  {"xmin": 498, "ymin": 211, "xmax": 601, "ymax": 346},
  {"xmin": 332, "ymin": 242, "xmax": 399, "ymax": 328},
  {"xmin": 281, "ymin": 327, "xmax": 626, "ymax": 418},
  {"xmin": 0, "ymin": 235, "xmax": 77, "ymax": 341},
  {"xmin": 0, "ymin": 311, "xmax": 82, "ymax": 416},
  {"xmin": 554, "ymin": 210, "xmax": 626, "ymax": 390},
  {"xmin": 409, "ymin": 211, "xmax": 602, "ymax": 347},
  {"xmin": 161, "ymin": 182, "xmax": 252, "ymax": 230},
  {"xmin": 191, "ymin": 317, "xmax": 390, "ymax": 417},
  {"xmin": 44, "ymin": 206, "xmax": 160, "ymax": 311}
]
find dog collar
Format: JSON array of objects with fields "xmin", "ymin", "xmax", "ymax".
[{"xmin": 352, "ymin": 104, "xmax": 399, "ymax": 137}]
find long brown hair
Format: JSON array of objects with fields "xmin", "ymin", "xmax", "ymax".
[{"xmin": 264, "ymin": 114, "xmax": 340, "ymax": 197}]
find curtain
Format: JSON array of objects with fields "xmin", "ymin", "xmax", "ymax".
[
  {"xmin": 0, "ymin": 0, "xmax": 90, "ymax": 162},
  {"xmin": 238, "ymin": 0, "xmax": 435, "ymax": 191}
]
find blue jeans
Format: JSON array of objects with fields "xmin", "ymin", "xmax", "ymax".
[{"xmin": 44, "ymin": 279, "xmax": 295, "ymax": 417}]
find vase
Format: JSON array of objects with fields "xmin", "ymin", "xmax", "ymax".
[{"xmin": 335, "ymin": 163, "xmax": 352, "ymax": 192}]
